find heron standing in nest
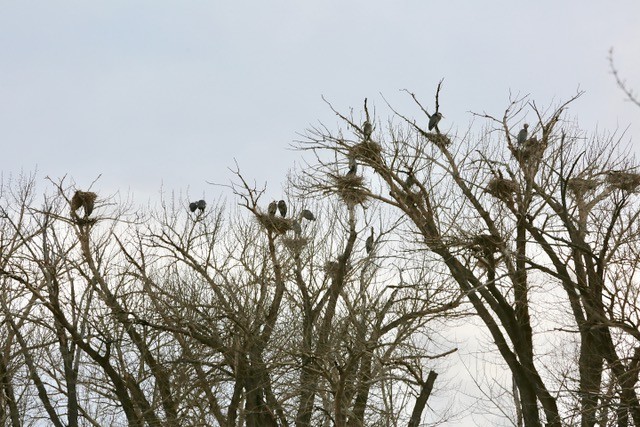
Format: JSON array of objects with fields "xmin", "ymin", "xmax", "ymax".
[
  {"xmin": 517, "ymin": 123, "xmax": 529, "ymax": 145},
  {"xmin": 362, "ymin": 121, "xmax": 373, "ymax": 141},
  {"xmin": 428, "ymin": 112, "xmax": 443, "ymax": 131},
  {"xmin": 70, "ymin": 191, "xmax": 97, "ymax": 218},
  {"xmin": 268, "ymin": 201, "xmax": 277, "ymax": 216},
  {"xmin": 277, "ymin": 200, "xmax": 287, "ymax": 217}
]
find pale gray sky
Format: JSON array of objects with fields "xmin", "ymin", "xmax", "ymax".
[{"xmin": 1, "ymin": 1, "xmax": 638, "ymax": 202}]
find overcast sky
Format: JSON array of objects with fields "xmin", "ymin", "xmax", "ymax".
[{"xmin": 1, "ymin": 1, "xmax": 639, "ymax": 205}]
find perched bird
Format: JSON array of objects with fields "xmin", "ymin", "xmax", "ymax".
[
  {"xmin": 300, "ymin": 209, "xmax": 315, "ymax": 221},
  {"xmin": 277, "ymin": 200, "xmax": 287, "ymax": 217},
  {"xmin": 428, "ymin": 112, "xmax": 443, "ymax": 131},
  {"xmin": 196, "ymin": 200, "xmax": 206, "ymax": 213},
  {"xmin": 347, "ymin": 156, "xmax": 358, "ymax": 176},
  {"xmin": 365, "ymin": 227, "xmax": 375, "ymax": 254},
  {"xmin": 70, "ymin": 191, "xmax": 97, "ymax": 218},
  {"xmin": 291, "ymin": 220, "xmax": 302, "ymax": 236},
  {"xmin": 189, "ymin": 202, "xmax": 198, "ymax": 213},
  {"xmin": 362, "ymin": 121, "xmax": 373, "ymax": 141},
  {"xmin": 517, "ymin": 123, "xmax": 529, "ymax": 145},
  {"xmin": 402, "ymin": 169, "xmax": 416, "ymax": 188},
  {"xmin": 268, "ymin": 201, "xmax": 277, "ymax": 216}
]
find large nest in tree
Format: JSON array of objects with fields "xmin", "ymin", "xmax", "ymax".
[
  {"xmin": 486, "ymin": 177, "xmax": 518, "ymax": 201},
  {"xmin": 606, "ymin": 171, "xmax": 640, "ymax": 192},
  {"xmin": 332, "ymin": 173, "xmax": 369, "ymax": 206},
  {"xmin": 467, "ymin": 234, "xmax": 504, "ymax": 254},
  {"xmin": 282, "ymin": 237, "xmax": 308, "ymax": 253},
  {"xmin": 514, "ymin": 137, "xmax": 546, "ymax": 162},
  {"xmin": 256, "ymin": 213, "xmax": 294, "ymax": 234},
  {"xmin": 424, "ymin": 132, "xmax": 451, "ymax": 148},
  {"xmin": 349, "ymin": 141, "xmax": 383, "ymax": 165},
  {"xmin": 567, "ymin": 177, "xmax": 599, "ymax": 195}
]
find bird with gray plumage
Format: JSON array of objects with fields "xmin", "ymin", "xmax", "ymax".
[
  {"xmin": 347, "ymin": 156, "xmax": 357, "ymax": 176},
  {"xmin": 196, "ymin": 200, "xmax": 206, "ymax": 213},
  {"xmin": 365, "ymin": 227, "xmax": 374, "ymax": 254},
  {"xmin": 268, "ymin": 201, "xmax": 277, "ymax": 216},
  {"xmin": 402, "ymin": 169, "xmax": 416, "ymax": 188},
  {"xmin": 517, "ymin": 123, "xmax": 529, "ymax": 145},
  {"xmin": 292, "ymin": 220, "xmax": 302, "ymax": 236},
  {"xmin": 362, "ymin": 121, "xmax": 373, "ymax": 141},
  {"xmin": 428, "ymin": 112, "xmax": 443, "ymax": 131},
  {"xmin": 189, "ymin": 202, "xmax": 198, "ymax": 213},
  {"xmin": 300, "ymin": 209, "xmax": 315, "ymax": 221},
  {"xmin": 278, "ymin": 200, "xmax": 287, "ymax": 217}
]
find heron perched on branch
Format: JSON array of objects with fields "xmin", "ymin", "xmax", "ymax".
[
  {"xmin": 300, "ymin": 209, "xmax": 315, "ymax": 221},
  {"xmin": 268, "ymin": 201, "xmax": 277, "ymax": 216},
  {"xmin": 362, "ymin": 121, "xmax": 373, "ymax": 141},
  {"xmin": 347, "ymin": 156, "xmax": 358, "ymax": 176},
  {"xmin": 70, "ymin": 191, "xmax": 97, "ymax": 218},
  {"xmin": 277, "ymin": 200, "xmax": 287, "ymax": 217},
  {"xmin": 365, "ymin": 227, "xmax": 375, "ymax": 254},
  {"xmin": 517, "ymin": 123, "xmax": 529, "ymax": 145},
  {"xmin": 428, "ymin": 112, "xmax": 443, "ymax": 131}
]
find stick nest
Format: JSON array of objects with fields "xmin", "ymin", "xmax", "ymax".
[
  {"xmin": 486, "ymin": 178, "xmax": 518, "ymax": 201},
  {"xmin": 256, "ymin": 213, "xmax": 295, "ymax": 234},
  {"xmin": 349, "ymin": 141, "xmax": 383, "ymax": 165},
  {"xmin": 467, "ymin": 234, "xmax": 504, "ymax": 254},
  {"xmin": 606, "ymin": 171, "xmax": 640, "ymax": 192},
  {"xmin": 424, "ymin": 132, "xmax": 451, "ymax": 148},
  {"xmin": 514, "ymin": 137, "xmax": 546, "ymax": 162},
  {"xmin": 567, "ymin": 178, "xmax": 599, "ymax": 195},
  {"xmin": 282, "ymin": 237, "xmax": 309, "ymax": 253},
  {"xmin": 332, "ymin": 174, "xmax": 369, "ymax": 206}
]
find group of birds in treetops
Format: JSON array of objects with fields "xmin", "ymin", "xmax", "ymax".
[{"xmin": 69, "ymin": 111, "xmax": 529, "ymax": 256}]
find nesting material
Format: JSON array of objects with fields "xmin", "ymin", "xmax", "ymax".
[
  {"xmin": 282, "ymin": 237, "xmax": 309, "ymax": 253},
  {"xmin": 256, "ymin": 213, "xmax": 294, "ymax": 234},
  {"xmin": 567, "ymin": 178, "xmax": 599, "ymax": 195},
  {"xmin": 424, "ymin": 132, "xmax": 451, "ymax": 148},
  {"xmin": 468, "ymin": 234, "xmax": 503, "ymax": 253},
  {"xmin": 515, "ymin": 137, "xmax": 546, "ymax": 162},
  {"xmin": 332, "ymin": 174, "xmax": 369, "ymax": 206},
  {"xmin": 606, "ymin": 171, "xmax": 640, "ymax": 192},
  {"xmin": 70, "ymin": 191, "xmax": 98, "ymax": 217},
  {"xmin": 349, "ymin": 141, "xmax": 383, "ymax": 164},
  {"xmin": 486, "ymin": 178, "xmax": 518, "ymax": 201}
]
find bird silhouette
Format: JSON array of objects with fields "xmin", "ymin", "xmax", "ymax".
[
  {"xmin": 517, "ymin": 123, "xmax": 529, "ymax": 145},
  {"xmin": 196, "ymin": 200, "xmax": 206, "ymax": 213},
  {"xmin": 347, "ymin": 156, "xmax": 358, "ymax": 176},
  {"xmin": 268, "ymin": 201, "xmax": 277, "ymax": 216},
  {"xmin": 362, "ymin": 121, "xmax": 373, "ymax": 141},
  {"xmin": 70, "ymin": 191, "xmax": 97, "ymax": 218},
  {"xmin": 365, "ymin": 227, "xmax": 375, "ymax": 254},
  {"xmin": 189, "ymin": 202, "xmax": 198, "ymax": 213},
  {"xmin": 428, "ymin": 112, "xmax": 443, "ymax": 131},
  {"xmin": 277, "ymin": 200, "xmax": 287, "ymax": 217},
  {"xmin": 300, "ymin": 209, "xmax": 315, "ymax": 221}
]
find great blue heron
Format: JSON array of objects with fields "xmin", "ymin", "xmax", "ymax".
[
  {"xmin": 428, "ymin": 112, "xmax": 443, "ymax": 131},
  {"xmin": 362, "ymin": 121, "xmax": 373, "ymax": 141},
  {"xmin": 402, "ymin": 169, "xmax": 416, "ymax": 188},
  {"xmin": 189, "ymin": 202, "xmax": 198, "ymax": 213},
  {"xmin": 70, "ymin": 191, "xmax": 97, "ymax": 218},
  {"xmin": 517, "ymin": 123, "xmax": 529, "ymax": 145},
  {"xmin": 278, "ymin": 200, "xmax": 287, "ymax": 217},
  {"xmin": 301, "ymin": 209, "xmax": 315, "ymax": 221},
  {"xmin": 365, "ymin": 227, "xmax": 374, "ymax": 254},
  {"xmin": 347, "ymin": 156, "xmax": 358, "ymax": 176},
  {"xmin": 268, "ymin": 201, "xmax": 277, "ymax": 216},
  {"xmin": 196, "ymin": 200, "xmax": 206, "ymax": 213},
  {"xmin": 292, "ymin": 220, "xmax": 302, "ymax": 236}
]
